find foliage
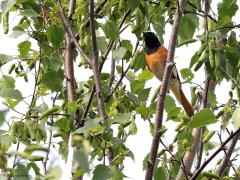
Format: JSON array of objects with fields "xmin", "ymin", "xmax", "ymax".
[{"xmin": 0, "ymin": 0, "xmax": 240, "ymax": 179}]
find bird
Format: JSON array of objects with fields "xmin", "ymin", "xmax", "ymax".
[{"xmin": 143, "ymin": 31, "xmax": 194, "ymax": 117}]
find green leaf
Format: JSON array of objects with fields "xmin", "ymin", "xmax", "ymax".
[
  {"xmin": 18, "ymin": 40, "xmax": 31, "ymax": 57},
  {"xmin": 179, "ymin": 14, "xmax": 198, "ymax": 43},
  {"xmin": 208, "ymin": 91, "xmax": 217, "ymax": 106},
  {"xmin": 68, "ymin": 101, "xmax": 78, "ymax": 115},
  {"xmin": 152, "ymin": 22, "xmax": 164, "ymax": 44},
  {"xmin": 14, "ymin": 163, "xmax": 30, "ymax": 180},
  {"xmin": 127, "ymin": 92, "xmax": 140, "ymax": 106},
  {"xmin": 0, "ymin": 75, "xmax": 15, "ymax": 89},
  {"xmin": 73, "ymin": 150, "xmax": 90, "ymax": 172},
  {"xmin": 113, "ymin": 113, "xmax": 131, "ymax": 124},
  {"xmin": 42, "ymin": 70, "xmax": 64, "ymax": 92},
  {"xmin": 1, "ymin": 0, "xmax": 15, "ymax": 16},
  {"xmin": 96, "ymin": 36, "xmax": 107, "ymax": 53},
  {"xmin": 0, "ymin": 89, "xmax": 23, "ymax": 99},
  {"xmin": 136, "ymin": 103, "xmax": 149, "ymax": 119},
  {"xmin": 103, "ymin": 20, "xmax": 120, "ymax": 40},
  {"xmin": 111, "ymin": 166, "xmax": 124, "ymax": 180},
  {"xmin": 154, "ymin": 167, "xmax": 167, "ymax": 180},
  {"xmin": 164, "ymin": 95, "xmax": 176, "ymax": 113},
  {"xmin": 93, "ymin": 164, "xmax": 113, "ymax": 180},
  {"xmin": 45, "ymin": 166, "xmax": 62, "ymax": 180},
  {"xmin": 167, "ymin": 107, "xmax": 181, "ymax": 121},
  {"xmin": 21, "ymin": 9, "xmax": 39, "ymax": 17},
  {"xmin": 218, "ymin": 0, "xmax": 238, "ymax": 19},
  {"xmin": 180, "ymin": 68, "xmax": 194, "ymax": 83},
  {"xmin": 138, "ymin": 68, "xmax": 153, "ymax": 81},
  {"xmin": 112, "ymin": 47, "xmax": 127, "ymax": 62},
  {"xmin": 127, "ymin": 0, "xmax": 140, "ymax": 10},
  {"xmin": 129, "ymin": 120, "xmax": 137, "ymax": 135},
  {"xmin": 189, "ymin": 109, "xmax": 217, "ymax": 128},
  {"xmin": 0, "ymin": 54, "xmax": 14, "ymax": 64},
  {"xmin": 134, "ymin": 52, "xmax": 145, "ymax": 72},
  {"xmin": 232, "ymin": 109, "xmax": 240, "ymax": 129},
  {"xmin": 74, "ymin": 118, "xmax": 101, "ymax": 134},
  {"xmin": 138, "ymin": 88, "xmax": 151, "ymax": 102},
  {"xmin": 46, "ymin": 25, "xmax": 64, "ymax": 48},
  {"xmin": 130, "ymin": 80, "xmax": 145, "ymax": 94},
  {"xmin": 177, "ymin": 131, "xmax": 194, "ymax": 151},
  {"xmin": 0, "ymin": 109, "xmax": 8, "ymax": 125}
]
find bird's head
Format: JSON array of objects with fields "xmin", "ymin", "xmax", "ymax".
[{"xmin": 143, "ymin": 31, "xmax": 161, "ymax": 54}]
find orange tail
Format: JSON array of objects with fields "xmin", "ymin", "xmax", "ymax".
[{"xmin": 170, "ymin": 81, "xmax": 194, "ymax": 117}]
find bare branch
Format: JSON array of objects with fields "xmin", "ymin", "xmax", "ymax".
[
  {"xmin": 89, "ymin": 0, "xmax": 106, "ymax": 119},
  {"xmin": 145, "ymin": 0, "xmax": 187, "ymax": 179},
  {"xmin": 218, "ymin": 131, "xmax": 240, "ymax": 176},
  {"xmin": 56, "ymin": 0, "xmax": 92, "ymax": 65},
  {"xmin": 190, "ymin": 128, "xmax": 240, "ymax": 180}
]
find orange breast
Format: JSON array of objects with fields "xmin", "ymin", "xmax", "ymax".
[{"xmin": 145, "ymin": 46, "xmax": 168, "ymax": 80}]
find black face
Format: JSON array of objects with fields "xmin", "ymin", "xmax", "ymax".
[{"xmin": 143, "ymin": 31, "xmax": 161, "ymax": 54}]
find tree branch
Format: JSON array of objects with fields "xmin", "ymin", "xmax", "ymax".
[
  {"xmin": 89, "ymin": 0, "xmax": 106, "ymax": 119},
  {"xmin": 218, "ymin": 130, "xmax": 240, "ymax": 176},
  {"xmin": 190, "ymin": 128, "xmax": 240, "ymax": 180},
  {"xmin": 56, "ymin": 0, "xmax": 92, "ymax": 65},
  {"xmin": 145, "ymin": 0, "xmax": 187, "ymax": 179}
]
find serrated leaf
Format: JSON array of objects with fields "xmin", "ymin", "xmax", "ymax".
[
  {"xmin": 154, "ymin": 167, "xmax": 167, "ymax": 180},
  {"xmin": 130, "ymin": 80, "xmax": 145, "ymax": 94},
  {"xmin": 189, "ymin": 109, "xmax": 217, "ymax": 128},
  {"xmin": 46, "ymin": 25, "xmax": 64, "ymax": 48},
  {"xmin": 138, "ymin": 88, "xmax": 151, "ymax": 102},
  {"xmin": 93, "ymin": 165, "xmax": 113, "ymax": 180},
  {"xmin": 136, "ymin": 103, "xmax": 149, "ymax": 119},
  {"xmin": 103, "ymin": 21, "xmax": 119, "ymax": 40},
  {"xmin": 18, "ymin": 40, "xmax": 31, "ymax": 57},
  {"xmin": 112, "ymin": 47, "xmax": 127, "ymax": 62},
  {"xmin": 0, "ymin": 54, "xmax": 14, "ymax": 64},
  {"xmin": 73, "ymin": 150, "xmax": 90, "ymax": 172},
  {"xmin": 129, "ymin": 120, "xmax": 137, "ymax": 135},
  {"xmin": 232, "ymin": 109, "xmax": 240, "ymax": 129}
]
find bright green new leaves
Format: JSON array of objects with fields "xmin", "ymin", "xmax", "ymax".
[
  {"xmin": 92, "ymin": 165, "xmax": 113, "ymax": 180},
  {"xmin": 180, "ymin": 68, "xmax": 194, "ymax": 83},
  {"xmin": 154, "ymin": 167, "xmax": 167, "ymax": 180},
  {"xmin": 18, "ymin": 40, "xmax": 31, "ymax": 58},
  {"xmin": 0, "ymin": 75, "xmax": 23, "ymax": 99},
  {"xmin": 232, "ymin": 109, "xmax": 240, "ymax": 129},
  {"xmin": 103, "ymin": 20, "xmax": 120, "ymax": 40},
  {"xmin": 42, "ymin": 70, "xmax": 64, "ymax": 92},
  {"xmin": 179, "ymin": 14, "xmax": 198, "ymax": 43},
  {"xmin": 74, "ymin": 118, "xmax": 103, "ymax": 136},
  {"xmin": 218, "ymin": 0, "xmax": 238, "ymax": 19},
  {"xmin": 96, "ymin": 36, "xmax": 107, "ymax": 53},
  {"xmin": 189, "ymin": 109, "xmax": 217, "ymax": 128},
  {"xmin": 46, "ymin": 25, "xmax": 64, "ymax": 48},
  {"xmin": 113, "ymin": 113, "xmax": 131, "ymax": 124}
]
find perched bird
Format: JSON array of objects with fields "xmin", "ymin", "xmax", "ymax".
[{"xmin": 143, "ymin": 31, "xmax": 194, "ymax": 117}]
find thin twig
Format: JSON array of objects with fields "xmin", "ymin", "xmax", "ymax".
[
  {"xmin": 145, "ymin": 0, "xmax": 187, "ymax": 179},
  {"xmin": 190, "ymin": 128, "xmax": 240, "ymax": 180},
  {"xmin": 89, "ymin": 0, "xmax": 107, "ymax": 119},
  {"xmin": 56, "ymin": 0, "xmax": 92, "ymax": 65}
]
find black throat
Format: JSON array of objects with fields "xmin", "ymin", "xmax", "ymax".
[{"xmin": 143, "ymin": 32, "xmax": 161, "ymax": 55}]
